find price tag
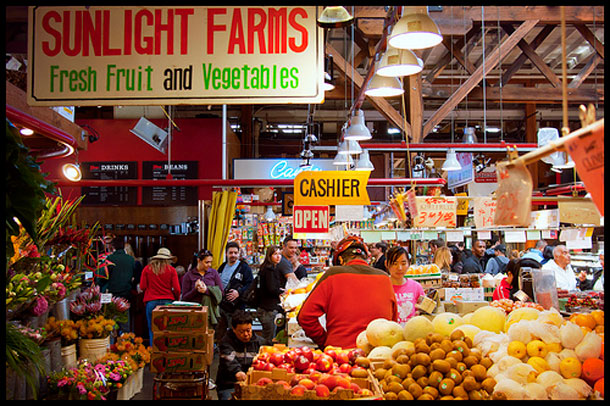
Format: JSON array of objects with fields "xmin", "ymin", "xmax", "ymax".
[
  {"xmin": 494, "ymin": 160, "xmax": 533, "ymax": 226},
  {"xmin": 445, "ymin": 230, "xmax": 464, "ymax": 242},
  {"xmin": 100, "ymin": 293, "xmax": 113, "ymax": 304},
  {"xmin": 414, "ymin": 196, "xmax": 457, "ymax": 228},
  {"xmin": 84, "ymin": 271, "xmax": 93, "ymax": 280},
  {"xmin": 473, "ymin": 197, "xmax": 496, "ymax": 229},
  {"xmin": 477, "ymin": 230, "xmax": 492, "ymax": 240}
]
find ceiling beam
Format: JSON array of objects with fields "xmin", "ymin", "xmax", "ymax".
[
  {"xmin": 501, "ymin": 25, "xmax": 555, "ymax": 85},
  {"xmin": 426, "ymin": 23, "xmax": 481, "ymax": 84},
  {"xmin": 568, "ymin": 54, "xmax": 602, "ymax": 89},
  {"xmin": 573, "ymin": 23, "xmax": 604, "ymax": 59},
  {"xmin": 469, "ymin": 86, "xmax": 603, "ymax": 104},
  {"xmin": 423, "ymin": 19, "xmax": 539, "ymax": 137}
]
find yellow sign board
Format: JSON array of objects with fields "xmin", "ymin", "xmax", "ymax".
[
  {"xmin": 293, "ymin": 171, "xmax": 370, "ymax": 206},
  {"xmin": 455, "ymin": 192, "xmax": 469, "ymax": 215}
]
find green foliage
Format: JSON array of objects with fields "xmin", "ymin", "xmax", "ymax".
[
  {"xmin": 5, "ymin": 119, "xmax": 56, "ymax": 259},
  {"xmin": 6, "ymin": 322, "xmax": 46, "ymax": 399}
]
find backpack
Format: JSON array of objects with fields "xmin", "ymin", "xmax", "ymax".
[
  {"xmin": 241, "ymin": 275, "xmax": 260, "ymax": 308},
  {"xmin": 494, "ymin": 257, "xmax": 508, "ymax": 274}
]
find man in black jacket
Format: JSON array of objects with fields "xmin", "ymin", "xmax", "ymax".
[
  {"xmin": 460, "ymin": 239, "xmax": 486, "ymax": 273},
  {"xmin": 216, "ymin": 310, "xmax": 265, "ymax": 400},
  {"xmin": 217, "ymin": 242, "xmax": 254, "ymax": 342}
]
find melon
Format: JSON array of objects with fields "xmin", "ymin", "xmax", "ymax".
[
  {"xmin": 367, "ymin": 346, "xmax": 393, "ymax": 359},
  {"xmin": 462, "ymin": 312, "xmax": 474, "ymax": 324},
  {"xmin": 366, "ymin": 318, "xmax": 404, "ymax": 348},
  {"xmin": 504, "ymin": 307, "xmax": 541, "ymax": 332},
  {"xmin": 432, "ymin": 312, "xmax": 464, "ymax": 337},
  {"xmin": 402, "ymin": 315, "xmax": 434, "ymax": 342},
  {"xmin": 454, "ymin": 324, "xmax": 482, "ymax": 341},
  {"xmin": 356, "ymin": 330, "xmax": 373, "ymax": 354},
  {"xmin": 471, "ymin": 306, "xmax": 506, "ymax": 333},
  {"xmin": 391, "ymin": 340, "xmax": 415, "ymax": 353}
]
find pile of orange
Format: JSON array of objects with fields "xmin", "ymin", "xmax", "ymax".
[{"xmin": 569, "ymin": 310, "xmax": 604, "ymax": 336}]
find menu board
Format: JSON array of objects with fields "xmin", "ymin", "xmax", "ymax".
[
  {"xmin": 81, "ymin": 161, "xmax": 138, "ymax": 205},
  {"xmin": 141, "ymin": 161, "xmax": 198, "ymax": 205}
]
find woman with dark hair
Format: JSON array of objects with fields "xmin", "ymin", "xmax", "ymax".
[
  {"xmin": 448, "ymin": 244, "xmax": 463, "ymax": 273},
  {"xmin": 493, "ymin": 258, "xmax": 523, "ymax": 301},
  {"xmin": 541, "ymin": 245, "xmax": 554, "ymax": 265},
  {"xmin": 386, "ymin": 246, "xmax": 425, "ymax": 325},
  {"xmin": 256, "ymin": 245, "xmax": 284, "ymax": 344}
]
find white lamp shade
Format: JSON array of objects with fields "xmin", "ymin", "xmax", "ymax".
[
  {"xmin": 337, "ymin": 140, "xmax": 362, "ymax": 155},
  {"xmin": 344, "ymin": 110, "xmax": 372, "ymax": 141},
  {"xmin": 388, "ymin": 6, "xmax": 443, "ymax": 50},
  {"xmin": 355, "ymin": 149, "xmax": 375, "ymax": 171},
  {"xmin": 364, "ymin": 73, "xmax": 405, "ymax": 97},
  {"xmin": 442, "ymin": 149, "xmax": 461, "ymax": 171},
  {"xmin": 317, "ymin": 6, "xmax": 354, "ymax": 28},
  {"xmin": 377, "ymin": 45, "xmax": 423, "ymax": 77},
  {"xmin": 263, "ymin": 206, "xmax": 276, "ymax": 221},
  {"xmin": 332, "ymin": 152, "xmax": 354, "ymax": 166}
]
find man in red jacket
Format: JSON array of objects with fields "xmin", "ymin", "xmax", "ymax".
[{"xmin": 297, "ymin": 235, "xmax": 398, "ymax": 349}]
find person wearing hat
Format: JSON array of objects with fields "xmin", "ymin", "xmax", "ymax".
[
  {"xmin": 139, "ymin": 247, "xmax": 181, "ymax": 346},
  {"xmin": 297, "ymin": 235, "xmax": 397, "ymax": 349},
  {"xmin": 485, "ymin": 244, "xmax": 510, "ymax": 275}
]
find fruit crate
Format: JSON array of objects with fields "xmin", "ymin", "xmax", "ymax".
[
  {"xmin": 151, "ymin": 305, "xmax": 208, "ymax": 333},
  {"xmin": 152, "ymin": 371, "xmax": 209, "ymax": 400},
  {"xmin": 152, "ymin": 329, "xmax": 215, "ymax": 355}
]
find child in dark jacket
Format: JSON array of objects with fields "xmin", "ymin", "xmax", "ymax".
[{"xmin": 216, "ymin": 310, "xmax": 265, "ymax": 400}]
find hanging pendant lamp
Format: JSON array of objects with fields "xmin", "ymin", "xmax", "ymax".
[
  {"xmin": 332, "ymin": 151, "xmax": 354, "ymax": 167},
  {"xmin": 344, "ymin": 109, "xmax": 372, "ymax": 141},
  {"xmin": 441, "ymin": 149, "xmax": 461, "ymax": 171},
  {"xmin": 364, "ymin": 71, "xmax": 405, "ymax": 97},
  {"xmin": 355, "ymin": 149, "xmax": 375, "ymax": 171},
  {"xmin": 463, "ymin": 126, "xmax": 478, "ymax": 144},
  {"xmin": 317, "ymin": 6, "xmax": 354, "ymax": 28},
  {"xmin": 376, "ymin": 45, "xmax": 423, "ymax": 77},
  {"xmin": 388, "ymin": 6, "xmax": 443, "ymax": 50},
  {"xmin": 263, "ymin": 206, "xmax": 276, "ymax": 222},
  {"xmin": 337, "ymin": 139, "xmax": 362, "ymax": 155}
]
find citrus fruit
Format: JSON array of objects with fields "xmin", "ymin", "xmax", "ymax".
[
  {"xmin": 526, "ymin": 340, "xmax": 548, "ymax": 358},
  {"xmin": 559, "ymin": 357, "xmax": 582, "ymax": 379},
  {"xmin": 546, "ymin": 342, "xmax": 562, "ymax": 353},
  {"xmin": 590, "ymin": 310, "xmax": 604, "ymax": 326},
  {"xmin": 582, "ymin": 358, "xmax": 604, "ymax": 383},
  {"xmin": 507, "ymin": 341, "xmax": 527, "ymax": 359},
  {"xmin": 594, "ymin": 378, "xmax": 604, "ymax": 397},
  {"xmin": 527, "ymin": 356, "xmax": 550, "ymax": 374},
  {"xmin": 573, "ymin": 314, "xmax": 597, "ymax": 330}
]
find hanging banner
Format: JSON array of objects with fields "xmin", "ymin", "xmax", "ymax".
[
  {"xmin": 558, "ymin": 201, "xmax": 602, "ymax": 226},
  {"xmin": 563, "ymin": 123, "xmax": 604, "ymax": 215},
  {"xmin": 27, "ymin": 6, "xmax": 324, "ymax": 106},
  {"xmin": 447, "ymin": 153, "xmax": 474, "ymax": 189},
  {"xmin": 293, "ymin": 206, "xmax": 329, "ymax": 234},
  {"xmin": 413, "ymin": 196, "xmax": 457, "ymax": 228},
  {"xmin": 473, "ymin": 196, "xmax": 496, "ymax": 229},
  {"xmin": 293, "ymin": 171, "xmax": 370, "ymax": 206}
]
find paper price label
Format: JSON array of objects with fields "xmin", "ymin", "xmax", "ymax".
[{"xmin": 100, "ymin": 293, "xmax": 113, "ymax": 304}]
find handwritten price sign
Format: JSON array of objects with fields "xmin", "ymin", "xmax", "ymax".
[
  {"xmin": 473, "ymin": 197, "xmax": 496, "ymax": 229},
  {"xmin": 414, "ymin": 196, "xmax": 457, "ymax": 228},
  {"xmin": 494, "ymin": 160, "xmax": 533, "ymax": 226}
]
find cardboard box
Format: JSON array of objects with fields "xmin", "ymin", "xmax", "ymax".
[
  {"xmin": 440, "ymin": 287, "xmax": 484, "ymax": 302},
  {"xmin": 150, "ymin": 351, "xmax": 210, "ymax": 374},
  {"xmin": 151, "ymin": 305, "xmax": 208, "ymax": 332},
  {"xmin": 152, "ymin": 332, "xmax": 208, "ymax": 352},
  {"xmin": 455, "ymin": 300, "xmax": 489, "ymax": 314}
]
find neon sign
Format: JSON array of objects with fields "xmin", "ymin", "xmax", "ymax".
[{"xmin": 269, "ymin": 160, "xmax": 323, "ymax": 179}]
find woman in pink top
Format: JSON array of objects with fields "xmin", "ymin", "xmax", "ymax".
[
  {"xmin": 140, "ymin": 247, "xmax": 181, "ymax": 346},
  {"xmin": 386, "ymin": 246, "xmax": 425, "ymax": 326}
]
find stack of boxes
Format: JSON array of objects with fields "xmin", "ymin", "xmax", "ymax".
[{"xmin": 150, "ymin": 305, "xmax": 214, "ymax": 374}]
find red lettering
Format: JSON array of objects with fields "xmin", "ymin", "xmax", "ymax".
[
  {"xmin": 82, "ymin": 10, "xmax": 101, "ymax": 56},
  {"xmin": 207, "ymin": 8, "xmax": 227, "ymax": 54},
  {"xmin": 248, "ymin": 8, "xmax": 267, "ymax": 54},
  {"xmin": 42, "ymin": 11, "xmax": 61, "ymax": 56},
  {"xmin": 168, "ymin": 315, "xmax": 187, "ymax": 326},
  {"xmin": 135, "ymin": 10, "xmax": 153, "ymax": 54},
  {"xmin": 175, "ymin": 8, "xmax": 194, "ymax": 54},
  {"xmin": 102, "ymin": 10, "xmax": 120, "ymax": 56},
  {"xmin": 268, "ymin": 8, "xmax": 287, "ymax": 54},
  {"xmin": 167, "ymin": 357, "xmax": 186, "ymax": 368},
  {"xmin": 154, "ymin": 9, "xmax": 173, "ymax": 55},
  {"xmin": 123, "ymin": 10, "xmax": 132, "ymax": 55},
  {"xmin": 227, "ymin": 9, "xmax": 245, "ymax": 54},
  {"xmin": 288, "ymin": 8, "xmax": 308, "ymax": 53},
  {"xmin": 62, "ymin": 11, "xmax": 81, "ymax": 56}
]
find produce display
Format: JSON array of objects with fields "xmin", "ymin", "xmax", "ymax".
[{"xmin": 490, "ymin": 298, "xmax": 545, "ymax": 314}]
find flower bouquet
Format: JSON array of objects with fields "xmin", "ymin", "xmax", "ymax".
[
  {"xmin": 70, "ymin": 284, "xmax": 130, "ymax": 326},
  {"xmin": 98, "ymin": 333, "xmax": 151, "ymax": 372},
  {"xmin": 75, "ymin": 315, "xmax": 116, "ymax": 339},
  {"xmin": 44, "ymin": 317, "xmax": 79, "ymax": 347}
]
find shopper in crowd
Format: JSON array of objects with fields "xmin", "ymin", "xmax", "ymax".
[
  {"xmin": 124, "ymin": 242, "xmax": 144, "ymax": 289},
  {"xmin": 297, "ymin": 235, "xmax": 397, "ymax": 349},
  {"xmin": 429, "ymin": 239, "xmax": 445, "ymax": 257},
  {"xmin": 460, "ymin": 239, "xmax": 486, "ymax": 273},
  {"xmin": 492, "ymin": 259, "xmax": 523, "ymax": 301},
  {"xmin": 578, "ymin": 252, "xmax": 604, "ymax": 291},
  {"xmin": 485, "ymin": 244, "xmax": 510, "ymax": 275},
  {"xmin": 541, "ymin": 245, "xmax": 554, "ymax": 265},
  {"xmin": 542, "ymin": 245, "xmax": 577, "ymax": 290},
  {"xmin": 448, "ymin": 244, "xmax": 464, "ymax": 273},
  {"xmin": 216, "ymin": 310, "xmax": 265, "ymax": 400},
  {"xmin": 433, "ymin": 246, "xmax": 453, "ymax": 273},
  {"xmin": 139, "ymin": 247, "xmax": 181, "ymax": 346},
  {"xmin": 104, "ymin": 238, "xmax": 135, "ymax": 335},
  {"xmin": 276, "ymin": 236, "xmax": 301, "ymax": 286},
  {"xmin": 175, "ymin": 265, "xmax": 186, "ymax": 286},
  {"xmin": 482, "ymin": 238, "xmax": 502, "ymax": 270},
  {"xmin": 217, "ymin": 241, "xmax": 254, "ymax": 342},
  {"xmin": 508, "ymin": 249, "xmax": 521, "ymax": 261},
  {"xmin": 290, "ymin": 253, "xmax": 308, "ymax": 280},
  {"xmin": 370, "ymin": 242, "xmax": 388, "ymax": 273},
  {"xmin": 326, "ymin": 240, "xmax": 338, "ymax": 267},
  {"xmin": 256, "ymin": 245, "xmax": 285, "ymax": 344},
  {"xmin": 521, "ymin": 239, "xmax": 547, "ymax": 263},
  {"xmin": 182, "ymin": 249, "xmax": 224, "ymax": 331},
  {"xmin": 386, "ymin": 246, "xmax": 425, "ymax": 325}
]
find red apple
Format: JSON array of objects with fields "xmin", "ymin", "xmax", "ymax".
[
  {"xmin": 290, "ymin": 384, "xmax": 307, "ymax": 396},
  {"xmin": 289, "ymin": 374, "xmax": 302, "ymax": 387},
  {"xmin": 324, "ymin": 348, "xmax": 338, "ymax": 362},
  {"xmin": 277, "ymin": 363, "xmax": 294, "ymax": 373},
  {"xmin": 263, "ymin": 362, "xmax": 274, "ymax": 371},
  {"xmin": 256, "ymin": 377, "xmax": 273, "ymax": 386},
  {"xmin": 315, "ymin": 355, "xmax": 333, "ymax": 372},
  {"xmin": 303, "ymin": 367, "xmax": 316, "ymax": 375},
  {"xmin": 257, "ymin": 352, "xmax": 271, "ymax": 363},
  {"xmin": 320, "ymin": 375, "xmax": 339, "ymax": 390},
  {"xmin": 335, "ymin": 351, "xmax": 350, "ymax": 365},
  {"xmin": 359, "ymin": 388, "xmax": 373, "ymax": 396},
  {"xmin": 294, "ymin": 355, "xmax": 310, "ymax": 372},
  {"xmin": 308, "ymin": 371, "xmax": 323, "ymax": 382},
  {"xmin": 349, "ymin": 382, "xmax": 361, "ymax": 394},
  {"xmin": 298, "ymin": 378, "xmax": 316, "ymax": 390},
  {"xmin": 312, "ymin": 350, "xmax": 322, "ymax": 362},
  {"xmin": 283, "ymin": 350, "xmax": 297, "ymax": 364},
  {"xmin": 315, "ymin": 384, "xmax": 330, "ymax": 398},
  {"xmin": 270, "ymin": 352, "xmax": 285, "ymax": 366},
  {"xmin": 276, "ymin": 380, "xmax": 291, "ymax": 390},
  {"xmin": 338, "ymin": 363, "xmax": 352, "ymax": 374},
  {"xmin": 335, "ymin": 376, "xmax": 351, "ymax": 390},
  {"xmin": 252, "ymin": 360, "xmax": 268, "ymax": 371},
  {"xmin": 300, "ymin": 346, "xmax": 314, "ymax": 362},
  {"xmin": 347, "ymin": 349, "xmax": 366, "ymax": 365}
]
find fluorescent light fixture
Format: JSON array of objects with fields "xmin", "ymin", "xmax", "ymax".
[
  {"xmin": 485, "ymin": 127, "xmax": 501, "ymax": 133},
  {"xmin": 62, "ymin": 163, "xmax": 82, "ymax": 181},
  {"xmin": 441, "ymin": 149, "xmax": 461, "ymax": 171},
  {"xmin": 355, "ymin": 149, "xmax": 374, "ymax": 171},
  {"xmin": 377, "ymin": 45, "xmax": 423, "ymax": 77},
  {"xmin": 388, "ymin": 127, "xmax": 401, "ymax": 135},
  {"xmin": 337, "ymin": 140, "xmax": 362, "ymax": 155},
  {"xmin": 388, "ymin": 6, "xmax": 443, "ymax": 50},
  {"xmin": 130, "ymin": 117, "xmax": 168, "ymax": 154},
  {"xmin": 364, "ymin": 72, "xmax": 405, "ymax": 97},
  {"xmin": 317, "ymin": 6, "xmax": 354, "ymax": 28},
  {"xmin": 19, "ymin": 127, "xmax": 34, "ymax": 136},
  {"xmin": 344, "ymin": 109, "xmax": 372, "ymax": 141}
]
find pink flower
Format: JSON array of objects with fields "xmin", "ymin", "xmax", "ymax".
[
  {"xmin": 70, "ymin": 301, "xmax": 86, "ymax": 316},
  {"xmin": 32, "ymin": 296, "xmax": 48, "ymax": 316},
  {"xmin": 76, "ymin": 382, "xmax": 87, "ymax": 395},
  {"xmin": 109, "ymin": 372, "xmax": 121, "ymax": 381}
]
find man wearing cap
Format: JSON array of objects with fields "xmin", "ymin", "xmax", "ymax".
[
  {"xmin": 297, "ymin": 235, "xmax": 398, "ymax": 349},
  {"xmin": 485, "ymin": 244, "xmax": 510, "ymax": 275}
]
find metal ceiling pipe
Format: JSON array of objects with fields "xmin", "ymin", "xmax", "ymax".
[
  {"xmin": 314, "ymin": 142, "xmax": 538, "ymax": 153},
  {"xmin": 6, "ymin": 104, "xmax": 79, "ymax": 159},
  {"xmin": 50, "ymin": 177, "xmax": 447, "ymax": 188}
]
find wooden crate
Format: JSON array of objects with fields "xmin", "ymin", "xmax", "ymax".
[
  {"xmin": 151, "ymin": 305, "xmax": 208, "ymax": 333},
  {"xmin": 150, "ymin": 351, "xmax": 210, "ymax": 374}
]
